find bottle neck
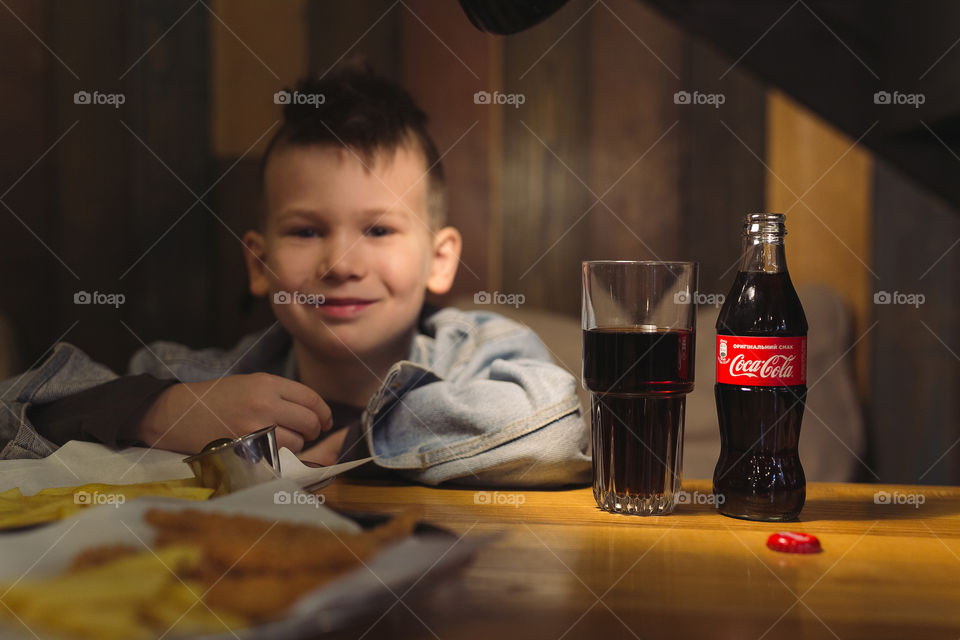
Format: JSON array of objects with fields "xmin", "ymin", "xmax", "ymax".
[
  {"xmin": 739, "ymin": 236, "xmax": 788, "ymax": 273},
  {"xmin": 738, "ymin": 214, "xmax": 788, "ymax": 273}
]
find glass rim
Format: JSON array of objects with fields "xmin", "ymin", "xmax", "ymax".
[
  {"xmin": 582, "ymin": 260, "xmax": 698, "ymax": 267},
  {"xmin": 745, "ymin": 212, "xmax": 785, "ymax": 221}
]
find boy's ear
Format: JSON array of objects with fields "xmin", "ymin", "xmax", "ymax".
[
  {"xmin": 243, "ymin": 230, "xmax": 270, "ymax": 297},
  {"xmin": 426, "ymin": 226, "xmax": 462, "ymax": 295}
]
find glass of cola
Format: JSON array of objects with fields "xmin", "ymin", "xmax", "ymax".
[{"xmin": 582, "ymin": 261, "xmax": 699, "ymax": 515}]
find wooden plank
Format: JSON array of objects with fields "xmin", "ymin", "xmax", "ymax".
[
  {"xmin": 872, "ymin": 161, "xmax": 960, "ymax": 485},
  {"xmin": 306, "ymin": 0, "xmax": 402, "ymax": 81},
  {"xmin": 47, "ymin": 0, "xmax": 136, "ymax": 372},
  {"xmin": 316, "ymin": 479, "xmax": 960, "ymax": 640},
  {"xmin": 400, "ymin": 0, "xmax": 500, "ymax": 302},
  {"xmin": 766, "ymin": 89, "xmax": 874, "ymax": 398},
  {"xmin": 585, "ymin": 0, "xmax": 683, "ymax": 266},
  {"xmin": 6, "ymin": 0, "xmax": 217, "ymax": 374},
  {"xmin": 208, "ymin": 0, "xmax": 308, "ymax": 347},
  {"xmin": 0, "ymin": 0, "xmax": 56, "ymax": 371},
  {"xmin": 120, "ymin": 1, "xmax": 213, "ymax": 357},
  {"xmin": 2, "ymin": 1, "xmax": 214, "ymax": 373},
  {"xmin": 500, "ymin": 0, "xmax": 593, "ymax": 317},
  {"xmin": 496, "ymin": 0, "xmax": 766, "ymax": 317},
  {"xmin": 210, "ymin": 157, "xmax": 275, "ymax": 346},
  {"xmin": 324, "ymin": 478, "xmax": 960, "ymax": 535},
  {"xmin": 209, "ymin": 0, "xmax": 306, "ymax": 157},
  {"xmin": 679, "ymin": 27, "xmax": 766, "ymax": 292}
]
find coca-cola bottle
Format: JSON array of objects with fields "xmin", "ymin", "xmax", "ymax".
[{"xmin": 713, "ymin": 213, "xmax": 808, "ymax": 521}]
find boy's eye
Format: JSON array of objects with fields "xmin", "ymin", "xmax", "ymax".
[
  {"xmin": 289, "ymin": 227, "xmax": 320, "ymax": 238},
  {"xmin": 365, "ymin": 225, "xmax": 394, "ymax": 238}
]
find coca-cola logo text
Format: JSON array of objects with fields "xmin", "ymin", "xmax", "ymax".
[
  {"xmin": 716, "ymin": 336, "xmax": 806, "ymax": 386},
  {"xmin": 728, "ymin": 354, "xmax": 796, "ymax": 380}
]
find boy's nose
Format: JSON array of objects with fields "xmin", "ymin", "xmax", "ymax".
[{"xmin": 318, "ymin": 237, "xmax": 365, "ymax": 281}]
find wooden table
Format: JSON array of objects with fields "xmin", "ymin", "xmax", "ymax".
[{"xmin": 320, "ymin": 479, "xmax": 960, "ymax": 640}]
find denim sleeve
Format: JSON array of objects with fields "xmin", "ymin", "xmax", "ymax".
[
  {"xmin": 0, "ymin": 326, "xmax": 285, "ymax": 460},
  {"xmin": 0, "ymin": 343, "xmax": 120, "ymax": 459},
  {"xmin": 26, "ymin": 374, "xmax": 176, "ymax": 447},
  {"xmin": 362, "ymin": 311, "xmax": 591, "ymax": 488}
]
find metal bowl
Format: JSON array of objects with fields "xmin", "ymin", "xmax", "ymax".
[{"xmin": 183, "ymin": 425, "xmax": 282, "ymax": 497}]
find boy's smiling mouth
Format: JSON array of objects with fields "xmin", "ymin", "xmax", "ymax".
[{"xmin": 314, "ymin": 297, "xmax": 377, "ymax": 320}]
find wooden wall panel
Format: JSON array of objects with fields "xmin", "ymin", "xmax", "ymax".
[
  {"xmin": 872, "ymin": 161, "xmax": 960, "ymax": 485},
  {"xmin": 586, "ymin": 0, "xmax": 683, "ymax": 265},
  {"xmin": 120, "ymin": 2, "xmax": 212, "ymax": 357},
  {"xmin": 766, "ymin": 90, "xmax": 874, "ymax": 397},
  {"xmin": 500, "ymin": 0, "xmax": 593, "ymax": 317},
  {"xmin": 0, "ymin": 0, "xmax": 55, "ymax": 372},
  {"xmin": 210, "ymin": 0, "xmax": 307, "ymax": 158},
  {"xmin": 209, "ymin": 0, "xmax": 308, "ymax": 346},
  {"xmin": 306, "ymin": 1, "xmax": 401, "ymax": 81},
  {"xmin": 211, "ymin": 156, "xmax": 274, "ymax": 346},
  {"xmin": 491, "ymin": 0, "xmax": 766, "ymax": 318},
  {"xmin": 679, "ymin": 32, "xmax": 766, "ymax": 291},
  {"xmin": 400, "ymin": 0, "xmax": 500, "ymax": 302},
  {"xmin": 47, "ymin": 1, "xmax": 210, "ymax": 370},
  {"xmin": 1, "ymin": 1, "xmax": 212, "ymax": 373}
]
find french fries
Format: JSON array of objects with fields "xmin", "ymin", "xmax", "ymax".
[
  {"xmin": 0, "ymin": 544, "xmax": 245, "ymax": 640},
  {"xmin": 0, "ymin": 507, "xmax": 420, "ymax": 638},
  {"xmin": 0, "ymin": 480, "xmax": 213, "ymax": 529}
]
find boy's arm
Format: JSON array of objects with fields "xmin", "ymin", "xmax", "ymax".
[
  {"xmin": 25, "ymin": 374, "xmax": 177, "ymax": 447},
  {"xmin": 2, "ymin": 329, "xmax": 332, "ymax": 459},
  {"xmin": 0, "ymin": 343, "xmax": 122, "ymax": 459},
  {"xmin": 361, "ymin": 310, "xmax": 591, "ymax": 488},
  {"xmin": 0, "ymin": 336, "xmax": 204, "ymax": 458}
]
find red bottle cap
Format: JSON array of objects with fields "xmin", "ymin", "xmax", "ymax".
[{"xmin": 766, "ymin": 532, "xmax": 822, "ymax": 554}]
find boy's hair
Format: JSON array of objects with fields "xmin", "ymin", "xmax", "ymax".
[{"xmin": 259, "ymin": 65, "xmax": 446, "ymax": 229}]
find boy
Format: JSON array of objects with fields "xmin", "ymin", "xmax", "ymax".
[{"xmin": 0, "ymin": 67, "xmax": 590, "ymax": 487}]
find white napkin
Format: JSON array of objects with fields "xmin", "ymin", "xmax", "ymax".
[
  {"xmin": 0, "ymin": 440, "xmax": 372, "ymax": 495},
  {"xmin": 277, "ymin": 448, "xmax": 372, "ymax": 490}
]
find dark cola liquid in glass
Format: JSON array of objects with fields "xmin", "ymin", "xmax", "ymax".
[
  {"xmin": 583, "ymin": 328, "xmax": 693, "ymax": 513},
  {"xmin": 714, "ymin": 215, "xmax": 808, "ymax": 521}
]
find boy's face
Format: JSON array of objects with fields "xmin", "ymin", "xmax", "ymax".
[{"xmin": 244, "ymin": 143, "xmax": 460, "ymax": 363}]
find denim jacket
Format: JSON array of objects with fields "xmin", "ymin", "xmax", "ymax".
[{"xmin": 0, "ymin": 307, "xmax": 591, "ymax": 488}]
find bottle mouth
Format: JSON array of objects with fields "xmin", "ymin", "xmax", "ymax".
[{"xmin": 744, "ymin": 213, "xmax": 787, "ymax": 236}]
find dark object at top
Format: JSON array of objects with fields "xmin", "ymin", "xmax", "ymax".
[{"xmin": 459, "ymin": 0, "xmax": 570, "ymax": 34}]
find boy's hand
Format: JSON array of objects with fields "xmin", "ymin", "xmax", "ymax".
[
  {"xmin": 137, "ymin": 373, "xmax": 334, "ymax": 454},
  {"xmin": 298, "ymin": 427, "xmax": 350, "ymax": 467}
]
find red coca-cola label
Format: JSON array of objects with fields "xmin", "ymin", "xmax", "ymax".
[{"xmin": 716, "ymin": 335, "xmax": 806, "ymax": 386}]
